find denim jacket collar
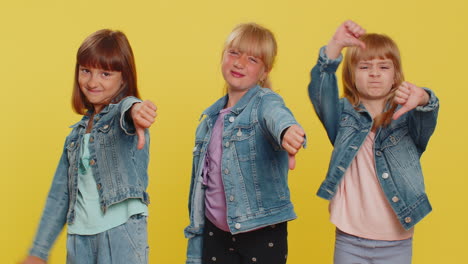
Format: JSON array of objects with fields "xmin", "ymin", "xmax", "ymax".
[
  {"xmin": 200, "ymin": 85, "xmax": 261, "ymax": 120},
  {"xmin": 69, "ymin": 103, "xmax": 117, "ymax": 129}
]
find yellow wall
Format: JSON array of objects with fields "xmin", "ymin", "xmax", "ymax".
[{"xmin": 1, "ymin": 0, "xmax": 466, "ymax": 263}]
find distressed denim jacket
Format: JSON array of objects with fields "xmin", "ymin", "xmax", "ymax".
[
  {"xmin": 29, "ymin": 96, "xmax": 150, "ymax": 260},
  {"xmin": 308, "ymin": 47, "xmax": 439, "ymax": 230},
  {"xmin": 185, "ymin": 86, "xmax": 304, "ymax": 263}
]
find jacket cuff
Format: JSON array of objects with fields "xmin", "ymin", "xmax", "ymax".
[
  {"xmin": 29, "ymin": 245, "xmax": 49, "ymax": 261},
  {"xmin": 120, "ymin": 96, "xmax": 143, "ymax": 135},
  {"xmin": 186, "ymin": 258, "xmax": 203, "ymax": 264},
  {"xmin": 416, "ymin": 88, "xmax": 439, "ymax": 112},
  {"xmin": 279, "ymin": 125, "xmax": 308, "ymax": 149},
  {"xmin": 317, "ymin": 46, "xmax": 343, "ymax": 73}
]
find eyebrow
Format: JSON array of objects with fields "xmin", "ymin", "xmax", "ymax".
[{"xmin": 358, "ymin": 60, "xmax": 393, "ymax": 65}]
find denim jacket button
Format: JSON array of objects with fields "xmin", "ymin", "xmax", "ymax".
[
  {"xmin": 405, "ymin": 217, "xmax": 412, "ymax": 223},
  {"xmin": 224, "ymin": 169, "xmax": 229, "ymax": 174},
  {"xmin": 235, "ymin": 223, "xmax": 241, "ymax": 229},
  {"xmin": 392, "ymin": 196, "xmax": 399, "ymax": 203},
  {"xmin": 229, "ymin": 195, "xmax": 234, "ymax": 202},
  {"xmin": 229, "ymin": 117, "xmax": 235, "ymax": 123},
  {"xmin": 89, "ymin": 159, "xmax": 96, "ymax": 166},
  {"xmin": 193, "ymin": 146, "xmax": 198, "ymax": 152},
  {"xmin": 97, "ymin": 183, "xmax": 102, "ymax": 190},
  {"xmin": 236, "ymin": 131, "xmax": 242, "ymax": 137},
  {"xmin": 225, "ymin": 142, "xmax": 230, "ymax": 148},
  {"xmin": 382, "ymin": 172, "xmax": 389, "ymax": 179},
  {"xmin": 89, "ymin": 137, "xmax": 94, "ymax": 143},
  {"xmin": 103, "ymin": 124, "xmax": 109, "ymax": 129},
  {"xmin": 376, "ymin": 150, "xmax": 382, "ymax": 156}
]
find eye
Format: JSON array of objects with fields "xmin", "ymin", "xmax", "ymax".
[
  {"xmin": 359, "ymin": 66, "xmax": 368, "ymax": 69},
  {"xmin": 80, "ymin": 68, "xmax": 90, "ymax": 74},
  {"xmin": 228, "ymin": 50, "xmax": 239, "ymax": 56},
  {"xmin": 102, "ymin": 72, "xmax": 111, "ymax": 77},
  {"xmin": 248, "ymin": 56, "xmax": 258, "ymax": 63}
]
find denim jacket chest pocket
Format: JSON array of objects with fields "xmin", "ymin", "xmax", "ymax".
[
  {"xmin": 228, "ymin": 123, "xmax": 256, "ymax": 162},
  {"xmin": 335, "ymin": 113, "xmax": 364, "ymax": 145},
  {"xmin": 96, "ymin": 120, "xmax": 114, "ymax": 147},
  {"xmin": 379, "ymin": 123, "xmax": 419, "ymax": 170}
]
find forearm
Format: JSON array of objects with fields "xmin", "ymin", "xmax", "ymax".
[
  {"xmin": 408, "ymin": 88, "xmax": 440, "ymax": 152},
  {"xmin": 308, "ymin": 46, "xmax": 342, "ymax": 143}
]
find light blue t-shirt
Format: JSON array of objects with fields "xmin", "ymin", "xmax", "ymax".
[{"xmin": 68, "ymin": 133, "xmax": 148, "ymax": 235}]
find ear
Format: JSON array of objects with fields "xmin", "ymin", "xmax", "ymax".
[{"xmin": 261, "ymin": 67, "xmax": 271, "ymax": 82}]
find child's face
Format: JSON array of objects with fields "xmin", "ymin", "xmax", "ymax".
[
  {"xmin": 222, "ymin": 48, "xmax": 268, "ymax": 92},
  {"xmin": 78, "ymin": 65, "xmax": 123, "ymax": 113},
  {"xmin": 354, "ymin": 58, "xmax": 395, "ymax": 103}
]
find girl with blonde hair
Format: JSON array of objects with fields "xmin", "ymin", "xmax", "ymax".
[{"xmin": 185, "ymin": 23, "xmax": 306, "ymax": 264}]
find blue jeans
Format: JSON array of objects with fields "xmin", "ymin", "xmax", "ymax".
[
  {"xmin": 334, "ymin": 229, "xmax": 413, "ymax": 264},
  {"xmin": 66, "ymin": 214, "xmax": 148, "ymax": 264}
]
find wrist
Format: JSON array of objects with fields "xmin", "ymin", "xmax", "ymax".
[
  {"xmin": 419, "ymin": 90, "xmax": 430, "ymax": 106},
  {"xmin": 326, "ymin": 39, "xmax": 344, "ymax": 60}
]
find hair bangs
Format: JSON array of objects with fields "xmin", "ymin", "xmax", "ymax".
[
  {"xmin": 350, "ymin": 34, "xmax": 400, "ymax": 66},
  {"xmin": 225, "ymin": 24, "xmax": 276, "ymax": 69},
  {"xmin": 77, "ymin": 37, "xmax": 124, "ymax": 72}
]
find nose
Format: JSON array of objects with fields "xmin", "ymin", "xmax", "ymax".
[
  {"xmin": 234, "ymin": 55, "xmax": 247, "ymax": 69},
  {"xmin": 87, "ymin": 74, "xmax": 99, "ymax": 89},
  {"xmin": 369, "ymin": 67, "xmax": 380, "ymax": 77}
]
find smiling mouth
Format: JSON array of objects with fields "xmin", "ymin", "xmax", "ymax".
[
  {"xmin": 231, "ymin": 70, "xmax": 245, "ymax": 78},
  {"xmin": 87, "ymin": 89, "xmax": 102, "ymax": 93}
]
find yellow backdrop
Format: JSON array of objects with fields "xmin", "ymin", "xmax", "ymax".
[{"xmin": 1, "ymin": 0, "xmax": 466, "ymax": 263}]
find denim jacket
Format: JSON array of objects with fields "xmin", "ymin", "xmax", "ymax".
[
  {"xmin": 185, "ymin": 86, "xmax": 303, "ymax": 263},
  {"xmin": 308, "ymin": 47, "xmax": 439, "ymax": 230},
  {"xmin": 29, "ymin": 96, "xmax": 150, "ymax": 260}
]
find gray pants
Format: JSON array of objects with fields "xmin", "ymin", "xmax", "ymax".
[{"xmin": 334, "ymin": 229, "xmax": 413, "ymax": 264}]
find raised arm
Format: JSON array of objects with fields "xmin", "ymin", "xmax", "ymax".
[{"xmin": 308, "ymin": 20, "xmax": 365, "ymax": 144}]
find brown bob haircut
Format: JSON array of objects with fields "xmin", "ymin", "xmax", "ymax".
[
  {"xmin": 342, "ymin": 33, "xmax": 404, "ymax": 128},
  {"xmin": 72, "ymin": 29, "xmax": 139, "ymax": 115}
]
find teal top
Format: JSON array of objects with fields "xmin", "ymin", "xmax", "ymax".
[{"xmin": 67, "ymin": 134, "xmax": 148, "ymax": 235}]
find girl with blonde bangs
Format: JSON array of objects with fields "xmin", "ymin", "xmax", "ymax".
[
  {"xmin": 223, "ymin": 23, "xmax": 277, "ymax": 88},
  {"xmin": 185, "ymin": 23, "xmax": 305, "ymax": 264},
  {"xmin": 308, "ymin": 20, "xmax": 439, "ymax": 264}
]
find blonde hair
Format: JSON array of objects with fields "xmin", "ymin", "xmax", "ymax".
[
  {"xmin": 342, "ymin": 33, "xmax": 404, "ymax": 128},
  {"xmin": 222, "ymin": 23, "xmax": 277, "ymax": 89}
]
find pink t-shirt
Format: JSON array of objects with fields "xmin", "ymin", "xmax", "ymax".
[
  {"xmin": 329, "ymin": 131, "xmax": 414, "ymax": 241},
  {"xmin": 203, "ymin": 107, "xmax": 232, "ymax": 232}
]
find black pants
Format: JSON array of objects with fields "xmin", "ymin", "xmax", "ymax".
[{"xmin": 202, "ymin": 218, "xmax": 288, "ymax": 264}]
